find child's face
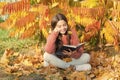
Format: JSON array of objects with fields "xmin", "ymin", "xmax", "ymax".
[{"xmin": 56, "ymin": 20, "xmax": 68, "ymax": 35}]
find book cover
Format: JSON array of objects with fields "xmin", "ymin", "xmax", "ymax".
[{"xmin": 60, "ymin": 42, "xmax": 85, "ymax": 52}]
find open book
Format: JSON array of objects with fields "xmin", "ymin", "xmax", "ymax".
[{"xmin": 60, "ymin": 42, "xmax": 86, "ymax": 52}]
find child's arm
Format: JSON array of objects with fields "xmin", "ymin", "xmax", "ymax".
[
  {"xmin": 70, "ymin": 28, "xmax": 84, "ymax": 59},
  {"xmin": 44, "ymin": 31, "xmax": 59, "ymax": 54}
]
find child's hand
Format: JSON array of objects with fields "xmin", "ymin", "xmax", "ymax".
[
  {"xmin": 53, "ymin": 27, "xmax": 60, "ymax": 33},
  {"xmin": 63, "ymin": 49, "xmax": 77, "ymax": 57}
]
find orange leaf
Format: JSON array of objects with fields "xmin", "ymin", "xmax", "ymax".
[
  {"xmin": 20, "ymin": 25, "xmax": 36, "ymax": 39},
  {"xmin": 85, "ymin": 21, "xmax": 101, "ymax": 32},
  {"xmin": 2, "ymin": 0, "xmax": 30, "ymax": 14},
  {"xmin": 15, "ymin": 12, "xmax": 37, "ymax": 28}
]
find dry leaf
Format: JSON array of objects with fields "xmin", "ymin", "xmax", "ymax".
[
  {"xmin": 0, "ymin": 49, "xmax": 14, "ymax": 65},
  {"xmin": 69, "ymin": 71, "xmax": 87, "ymax": 80}
]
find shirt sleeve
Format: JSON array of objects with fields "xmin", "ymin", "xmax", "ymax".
[
  {"xmin": 44, "ymin": 31, "xmax": 59, "ymax": 54},
  {"xmin": 70, "ymin": 28, "xmax": 84, "ymax": 59}
]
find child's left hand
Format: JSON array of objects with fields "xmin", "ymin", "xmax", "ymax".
[{"xmin": 63, "ymin": 49, "xmax": 77, "ymax": 57}]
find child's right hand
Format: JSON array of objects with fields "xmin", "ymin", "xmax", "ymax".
[{"xmin": 53, "ymin": 27, "xmax": 60, "ymax": 33}]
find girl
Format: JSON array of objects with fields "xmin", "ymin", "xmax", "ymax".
[{"xmin": 44, "ymin": 13, "xmax": 91, "ymax": 71}]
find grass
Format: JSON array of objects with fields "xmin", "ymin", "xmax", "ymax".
[
  {"xmin": 0, "ymin": 17, "xmax": 4, "ymax": 23},
  {"xmin": 0, "ymin": 29, "xmax": 46, "ymax": 80},
  {"xmin": 0, "ymin": 29, "xmax": 40, "ymax": 56}
]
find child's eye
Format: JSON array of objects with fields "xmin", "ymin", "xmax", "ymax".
[
  {"xmin": 63, "ymin": 24, "xmax": 67, "ymax": 26},
  {"xmin": 57, "ymin": 25, "xmax": 61, "ymax": 28},
  {"xmin": 56, "ymin": 23, "xmax": 67, "ymax": 28}
]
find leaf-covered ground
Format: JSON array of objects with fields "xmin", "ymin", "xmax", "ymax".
[{"xmin": 0, "ymin": 45, "xmax": 120, "ymax": 80}]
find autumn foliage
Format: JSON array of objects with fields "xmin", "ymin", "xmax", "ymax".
[
  {"xmin": 2, "ymin": 0, "xmax": 30, "ymax": 14},
  {"xmin": 0, "ymin": 0, "xmax": 118, "ymax": 46},
  {"xmin": 0, "ymin": 0, "xmax": 120, "ymax": 79}
]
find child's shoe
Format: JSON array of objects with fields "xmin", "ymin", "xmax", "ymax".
[{"xmin": 75, "ymin": 64, "xmax": 91, "ymax": 71}]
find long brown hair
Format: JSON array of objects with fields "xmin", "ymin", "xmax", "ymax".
[{"xmin": 51, "ymin": 13, "xmax": 71, "ymax": 51}]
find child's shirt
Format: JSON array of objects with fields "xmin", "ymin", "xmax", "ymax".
[{"xmin": 44, "ymin": 28, "xmax": 83, "ymax": 59}]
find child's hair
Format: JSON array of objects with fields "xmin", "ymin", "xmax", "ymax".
[
  {"xmin": 51, "ymin": 13, "xmax": 68, "ymax": 30},
  {"xmin": 51, "ymin": 13, "xmax": 71, "ymax": 52}
]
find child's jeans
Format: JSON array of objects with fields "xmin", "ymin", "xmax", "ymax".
[{"xmin": 43, "ymin": 52, "xmax": 91, "ymax": 69}]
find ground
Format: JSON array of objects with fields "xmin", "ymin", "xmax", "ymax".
[{"xmin": 0, "ymin": 46, "xmax": 120, "ymax": 80}]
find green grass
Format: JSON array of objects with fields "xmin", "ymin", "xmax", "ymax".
[
  {"xmin": 0, "ymin": 29, "xmax": 46, "ymax": 80},
  {"xmin": 0, "ymin": 29, "xmax": 40, "ymax": 56},
  {"xmin": 0, "ymin": 17, "xmax": 4, "ymax": 23}
]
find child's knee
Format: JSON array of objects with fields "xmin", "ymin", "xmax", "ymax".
[{"xmin": 83, "ymin": 53, "xmax": 90, "ymax": 62}]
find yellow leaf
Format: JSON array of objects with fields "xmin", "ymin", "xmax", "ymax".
[
  {"xmin": 69, "ymin": 71, "xmax": 87, "ymax": 80},
  {"xmin": 0, "ymin": 55, "xmax": 9, "ymax": 65},
  {"xmin": 96, "ymin": 72, "xmax": 114, "ymax": 80},
  {"xmin": 80, "ymin": 34, "xmax": 85, "ymax": 42},
  {"xmin": 114, "ymin": 45, "xmax": 119, "ymax": 52},
  {"xmin": 42, "ymin": 28, "xmax": 48, "ymax": 38},
  {"xmin": 78, "ymin": 17, "xmax": 95, "ymax": 27},
  {"xmin": 22, "ymin": 59, "xmax": 32, "ymax": 66},
  {"xmin": 13, "ymin": 52, "xmax": 19, "ymax": 56},
  {"xmin": 81, "ymin": 0, "xmax": 99, "ymax": 8},
  {"xmin": 51, "ymin": 2, "xmax": 59, "ymax": 8},
  {"xmin": 100, "ymin": 20, "xmax": 119, "ymax": 44},
  {"xmin": 44, "ymin": 17, "xmax": 49, "ymax": 21},
  {"xmin": 75, "ymin": 15, "xmax": 81, "ymax": 23},
  {"xmin": 0, "ymin": 2, "xmax": 7, "ymax": 8},
  {"xmin": 0, "ymin": 49, "xmax": 13, "ymax": 65},
  {"xmin": 63, "ymin": 58, "xmax": 72, "ymax": 62},
  {"xmin": 37, "ymin": 0, "xmax": 41, "ymax": 3},
  {"xmin": 68, "ymin": 31, "xmax": 72, "ymax": 35}
]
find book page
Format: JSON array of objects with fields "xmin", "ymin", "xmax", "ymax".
[{"xmin": 61, "ymin": 42, "xmax": 86, "ymax": 51}]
